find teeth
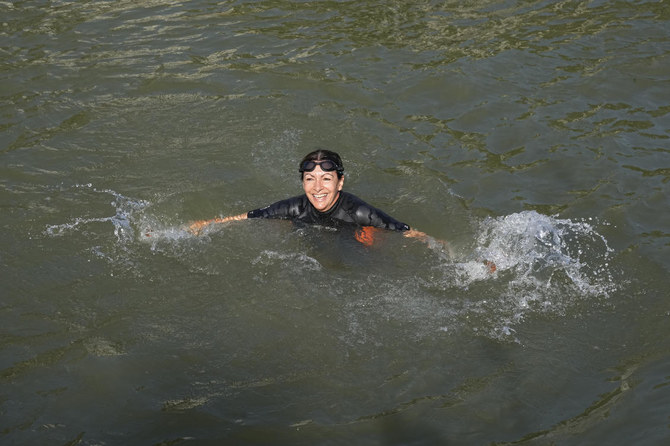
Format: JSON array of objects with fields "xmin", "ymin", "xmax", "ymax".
[{"xmin": 314, "ymin": 194, "xmax": 326, "ymax": 198}]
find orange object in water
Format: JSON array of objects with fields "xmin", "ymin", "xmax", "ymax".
[{"xmin": 355, "ymin": 226, "xmax": 379, "ymax": 246}]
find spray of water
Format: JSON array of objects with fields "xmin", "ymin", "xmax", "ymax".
[
  {"xmin": 443, "ymin": 211, "xmax": 617, "ymax": 341},
  {"xmin": 44, "ymin": 184, "xmax": 151, "ymax": 243},
  {"xmin": 475, "ymin": 211, "xmax": 614, "ymax": 292}
]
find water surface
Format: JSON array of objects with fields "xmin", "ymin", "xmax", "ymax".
[{"xmin": 2, "ymin": 1, "xmax": 669, "ymax": 445}]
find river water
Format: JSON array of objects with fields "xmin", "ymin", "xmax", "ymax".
[{"xmin": 2, "ymin": 1, "xmax": 669, "ymax": 445}]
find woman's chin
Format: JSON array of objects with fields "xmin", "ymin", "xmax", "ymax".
[{"xmin": 310, "ymin": 199, "xmax": 332, "ymax": 212}]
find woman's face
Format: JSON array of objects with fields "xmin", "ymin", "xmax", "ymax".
[{"xmin": 302, "ymin": 165, "xmax": 344, "ymax": 212}]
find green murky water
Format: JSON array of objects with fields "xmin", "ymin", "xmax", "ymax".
[{"xmin": 2, "ymin": 1, "xmax": 669, "ymax": 444}]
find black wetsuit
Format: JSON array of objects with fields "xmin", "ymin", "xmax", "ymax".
[{"xmin": 247, "ymin": 191, "xmax": 410, "ymax": 232}]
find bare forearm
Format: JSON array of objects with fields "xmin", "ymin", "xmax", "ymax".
[
  {"xmin": 404, "ymin": 228, "xmax": 454, "ymax": 256},
  {"xmin": 189, "ymin": 213, "xmax": 247, "ymax": 234}
]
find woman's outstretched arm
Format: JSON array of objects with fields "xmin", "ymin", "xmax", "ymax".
[
  {"xmin": 188, "ymin": 213, "xmax": 247, "ymax": 234},
  {"xmin": 403, "ymin": 229, "xmax": 430, "ymax": 241}
]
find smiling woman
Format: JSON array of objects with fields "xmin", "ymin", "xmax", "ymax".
[
  {"xmin": 300, "ymin": 156, "xmax": 344, "ymax": 213},
  {"xmin": 188, "ymin": 149, "xmax": 429, "ymax": 243}
]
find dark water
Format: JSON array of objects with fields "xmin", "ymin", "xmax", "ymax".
[{"xmin": 2, "ymin": 1, "xmax": 669, "ymax": 445}]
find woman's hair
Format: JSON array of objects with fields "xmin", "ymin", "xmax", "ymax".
[{"xmin": 299, "ymin": 149, "xmax": 344, "ymax": 178}]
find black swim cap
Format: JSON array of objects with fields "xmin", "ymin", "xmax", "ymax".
[{"xmin": 299, "ymin": 149, "xmax": 344, "ymax": 178}]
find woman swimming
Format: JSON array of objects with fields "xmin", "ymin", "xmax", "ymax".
[
  {"xmin": 189, "ymin": 149, "xmax": 496, "ymax": 272},
  {"xmin": 189, "ymin": 149, "xmax": 429, "ymax": 242}
]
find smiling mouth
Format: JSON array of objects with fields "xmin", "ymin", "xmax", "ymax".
[{"xmin": 313, "ymin": 194, "xmax": 327, "ymax": 199}]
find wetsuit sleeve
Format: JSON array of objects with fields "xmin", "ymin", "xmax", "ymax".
[
  {"xmin": 354, "ymin": 206, "xmax": 410, "ymax": 231},
  {"xmin": 247, "ymin": 196, "xmax": 305, "ymax": 220},
  {"xmin": 340, "ymin": 192, "xmax": 410, "ymax": 231}
]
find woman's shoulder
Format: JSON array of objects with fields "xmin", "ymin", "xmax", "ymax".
[
  {"xmin": 339, "ymin": 191, "xmax": 367, "ymax": 206},
  {"xmin": 337, "ymin": 191, "xmax": 380, "ymax": 216},
  {"xmin": 249, "ymin": 194, "xmax": 308, "ymax": 218}
]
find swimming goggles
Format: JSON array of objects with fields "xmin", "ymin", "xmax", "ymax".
[{"xmin": 299, "ymin": 159, "xmax": 343, "ymax": 174}]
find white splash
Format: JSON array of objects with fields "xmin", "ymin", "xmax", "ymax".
[
  {"xmin": 448, "ymin": 211, "xmax": 617, "ymax": 341},
  {"xmin": 44, "ymin": 183, "xmax": 151, "ymax": 243},
  {"xmin": 474, "ymin": 211, "xmax": 613, "ymax": 292}
]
